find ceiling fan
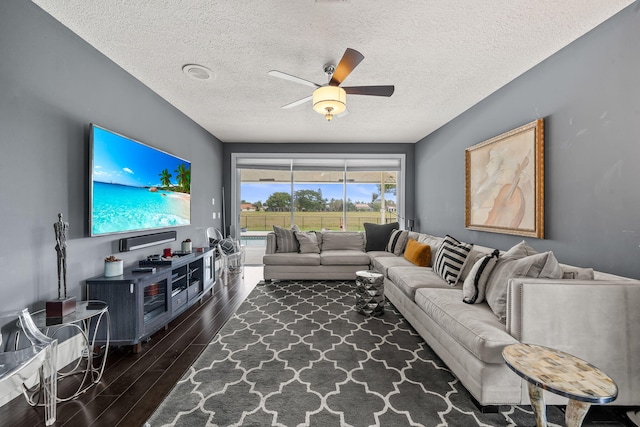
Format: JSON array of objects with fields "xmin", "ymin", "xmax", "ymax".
[{"xmin": 268, "ymin": 48, "xmax": 395, "ymax": 121}]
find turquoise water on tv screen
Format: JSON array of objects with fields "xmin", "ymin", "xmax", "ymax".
[{"xmin": 92, "ymin": 182, "xmax": 190, "ymax": 235}]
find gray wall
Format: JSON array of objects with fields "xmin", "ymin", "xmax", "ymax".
[
  {"xmin": 414, "ymin": 4, "xmax": 640, "ymax": 278},
  {"xmin": 222, "ymin": 142, "xmax": 416, "ymax": 233},
  {"xmin": 0, "ymin": 0, "xmax": 224, "ymax": 312}
]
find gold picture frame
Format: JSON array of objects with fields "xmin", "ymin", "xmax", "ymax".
[{"xmin": 465, "ymin": 119, "xmax": 544, "ymax": 238}]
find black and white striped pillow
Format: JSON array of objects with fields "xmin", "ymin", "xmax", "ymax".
[
  {"xmin": 434, "ymin": 235, "xmax": 473, "ymax": 286},
  {"xmin": 386, "ymin": 229, "xmax": 409, "ymax": 256}
]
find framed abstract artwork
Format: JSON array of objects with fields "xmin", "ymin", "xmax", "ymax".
[{"xmin": 465, "ymin": 119, "xmax": 544, "ymax": 238}]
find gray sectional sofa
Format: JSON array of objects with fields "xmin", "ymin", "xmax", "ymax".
[{"xmin": 263, "ymin": 228, "xmax": 640, "ymax": 408}]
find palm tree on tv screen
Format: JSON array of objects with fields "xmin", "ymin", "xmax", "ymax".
[
  {"xmin": 159, "ymin": 169, "xmax": 172, "ymax": 188},
  {"xmin": 175, "ymin": 163, "xmax": 191, "ymax": 194}
]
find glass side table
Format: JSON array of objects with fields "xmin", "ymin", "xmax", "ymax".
[
  {"xmin": 27, "ymin": 300, "xmax": 110, "ymax": 402},
  {"xmin": 502, "ymin": 343, "xmax": 618, "ymax": 427}
]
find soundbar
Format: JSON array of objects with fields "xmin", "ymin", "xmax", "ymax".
[{"xmin": 119, "ymin": 230, "xmax": 177, "ymax": 252}]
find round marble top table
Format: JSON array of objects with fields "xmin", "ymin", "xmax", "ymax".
[{"xmin": 502, "ymin": 343, "xmax": 617, "ymax": 427}]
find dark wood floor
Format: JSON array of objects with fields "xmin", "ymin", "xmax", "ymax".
[
  {"xmin": 2, "ymin": 270, "xmax": 637, "ymax": 426},
  {"xmin": 0, "ymin": 272, "xmax": 256, "ymax": 427}
]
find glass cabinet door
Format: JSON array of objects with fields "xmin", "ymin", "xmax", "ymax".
[{"xmin": 143, "ymin": 278, "xmax": 168, "ymax": 325}]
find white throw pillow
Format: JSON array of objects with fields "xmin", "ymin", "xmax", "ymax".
[{"xmin": 462, "ymin": 249, "xmax": 500, "ymax": 304}]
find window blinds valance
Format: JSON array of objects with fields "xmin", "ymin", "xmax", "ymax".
[{"xmin": 235, "ymin": 156, "xmax": 402, "ymax": 171}]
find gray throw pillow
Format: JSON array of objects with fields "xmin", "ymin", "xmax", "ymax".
[
  {"xmin": 295, "ymin": 231, "xmax": 320, "ymax": 254},
  {"xmin": 364, "ymin": 222, "xmax": 399, "ymax": 251},
  {"xmin": 321, "ymin": 231, "xmax": 365, "ymax": 251},
  {"xmin": 504, "ymin": 240, "xmax": 538, "ymax": 258},
  {"xmin": 386, "ymin": 229, "xmax": 409, "ymax": 256},
  {"xmin": 462, "ymin": 249, "xmax": 500, "ymax": 304},
  {"xmin": 273, "ymin": 224, "xmax": 300, "ymax": 253},
  {"xmin": 485, "ymin": 251, "xmax": 564, "ymax": 322}
]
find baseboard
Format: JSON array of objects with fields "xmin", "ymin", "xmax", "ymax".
[{"xmin": 0, "ymin": 334, "xmax": 84, "ymax": 406}]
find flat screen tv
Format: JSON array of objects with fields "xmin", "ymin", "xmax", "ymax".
[{"xmin": 90, "ymin": 124, "xmax": 191, "ymax": 236}]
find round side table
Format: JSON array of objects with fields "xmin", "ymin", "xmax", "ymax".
[
  {"xmin": 29, "ymin": 300, "xmax": 110, "ymax": 402},
  {"xmin": 355, "ymin": 270, "xmax": 385, "ymax": 316},
  {"xmin": 502, "ymin": 343, "xmax": 617, "ymax": 427}
]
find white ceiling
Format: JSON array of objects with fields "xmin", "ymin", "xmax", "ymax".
[{"xmin": 32, "ymin": 1, "xmax": 633, "ymax": 144}]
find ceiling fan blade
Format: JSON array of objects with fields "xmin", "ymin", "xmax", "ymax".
[
  {"xmin": 329, "ymin": 48, "xmax": 364, "ymax": 86},
  {"xmin": 343, "ymin": 85, "xmax": 395, "ymax": 97},
  {"xmin": 281, "ymin": 95, "xmax": 313, "ymax": 109},
  {"xmin": 268, "ymin": 70, "xmax": 321, "ymax": 88}
]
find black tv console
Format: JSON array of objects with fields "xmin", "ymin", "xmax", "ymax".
[{"xmin": 86, "ymin": 248, "xmax": 216, "ymax": 353}]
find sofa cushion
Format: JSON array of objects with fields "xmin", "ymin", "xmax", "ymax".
[
  {"xmin": 416, "ymin": 234, "xmax": 445, "ymax": 266},
  {"xmin": 364, "ymin": 222, "xmax": 399, "ymax": 251},
  {"xmin": 485, "ymin": 251, "xmax": 564, "ymax": 322},
  {"xmin": 371, "ymin": 254, "xmax": 413, "ymax": 276},
  {"xmin": 321, "ymin": 250, "xmax": 371, "ymax": 266},
  {"xmin": 407, "ymin": 231, "xmax": 422, "ymax": 241},
  {"xmin": 367, "ymin": 250, "xmax": 395, "ymax": 259},
  {"xmin": 414, "ymin": 288, "xmax": 518, "ymax": 364},
  {"xmin": 273, "ymin": 224, "xmax": 300, "ymax": 253},
  {"xmin": 561, "ymin": 265, "xmax": 595, "ymax": 279},
  {"xmin": 387, "ymin": 266, "xmax": 450, "ymax": 299},
  {"xmin": 386, "ymin": 229, "xmax": 409, "ymax": 256},
  {"xmin": 403, "ymin": 239, "xmax": 431, "ymax": 267},
  {"xmin": 295, "ymin": 231, "xmax": 320, "ymax": 254},
  {"xmin": 434, "ymin": 235, "xmax": 473, "ymax": 286},
  {"xmin": 262, "ymin": 252, "xmax": 320, "ymax": 266},
  {"xmin": 462, "ymin": 249, "xmax": 500, "ymax": 304},
  {"xmin": 321, "ymin": 231, "xmax": 365, "ymax": 251}
]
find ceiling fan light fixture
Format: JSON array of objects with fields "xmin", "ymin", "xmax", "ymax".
[{"xmin": 313, "ymin": 86, "xmax": 346, "ymax": 120}]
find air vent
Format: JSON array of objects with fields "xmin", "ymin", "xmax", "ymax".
[{"xmin": 182, "ymin": 64, "xmax": 215, "ymax": 81}]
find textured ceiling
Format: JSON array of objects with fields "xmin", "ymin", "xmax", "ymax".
[{"xmin": 32, "ymin": 1, "xmax": 633, "ymax": 144}]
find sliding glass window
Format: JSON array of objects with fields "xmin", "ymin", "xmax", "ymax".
[{"xmin": 233, "ymin": 154, "xmax": 404, "ymax": 235}]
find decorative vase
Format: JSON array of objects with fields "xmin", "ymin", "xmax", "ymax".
[
  {"xmin": 182, "ymin": 241, "xmax": 192, "ymax": 252},
  {"xmin": 104, "ymin": 260, "xmax": 123, "ymax": 277}
]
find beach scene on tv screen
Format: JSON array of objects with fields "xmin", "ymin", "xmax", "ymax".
[{"xmin": 91, "ymin": 126, "xmax": 191, "ymax": 236}]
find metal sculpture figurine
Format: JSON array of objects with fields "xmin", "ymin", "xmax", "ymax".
[{"xmin": 54, "ymin": 212, "xmax": 69, "ymax": 299}]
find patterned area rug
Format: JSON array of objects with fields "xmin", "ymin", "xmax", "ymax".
[{"xmin": 146, "ymin": 280, "xmax": 621, "ymax": 427}]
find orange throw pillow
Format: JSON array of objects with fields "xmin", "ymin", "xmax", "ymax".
[{"xmin": 403, "ymin": 238, "xmax": 431, "ymax": 267}]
